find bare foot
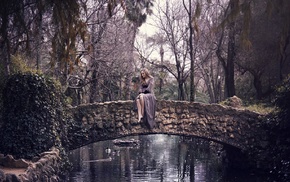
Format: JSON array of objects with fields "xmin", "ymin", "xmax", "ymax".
[{"xmin": 138, "ymin": 117, "xmax": 143, "ymax": 123}]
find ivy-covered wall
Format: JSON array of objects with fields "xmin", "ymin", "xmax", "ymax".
[
  {"xmin": 0, "ymin": 73, "xmax": 69, "ymax": 159},
  {"xmin": 262, "ymin": 75, "xmax": 290, "ymax": 179}
]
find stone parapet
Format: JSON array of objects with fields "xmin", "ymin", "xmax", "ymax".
[
  {"xmin": 68, "ymin": 100, "xmax": 264, "ymax": 150},
  {"xmin": 0, "ymin": 147, "xmax": 61, "ymax": 182}
]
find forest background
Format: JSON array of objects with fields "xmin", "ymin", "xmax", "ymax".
[{"xmin": 0, "ymin": 0, "xmax": 289, "ymax": 107}]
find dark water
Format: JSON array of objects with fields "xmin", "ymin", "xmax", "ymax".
[{"xmin": 67, "ymin": 134, "xmax": 271, "ymax": 182}]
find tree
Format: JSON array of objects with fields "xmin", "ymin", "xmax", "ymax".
[
  {"xmin": 49, "ymin": 1, "xmax": 86, "ymax": 85},
  {"xmin": 0, "ymin": 0, "xmax": 85, "ymax": 76},
  {"xmin": 145, "ymin": 0, "xmax": 192, "ymax": 100},
  {"xmin": 183, "ymin": 0, "xmax": 196, "ymax": 101},
  {"xmin": 0, "ymin": 0, "xmax": 28, "ymax": 76},
  {"xmin": 235, "ymin": 1, "xmax": 281, "ymax": 100},
  {"xmin": 215, "ymin": 0, "xmax": 238, "ymax": 98},
  {"xmin": 63, "ymin": 0, "xmax": 154, "ymax": 104},
  {"xmin": 136, "ymin": 0, "xmax": 223, "ymax": 102},
  {"xmin": 224, "ymin": 0, "xmax": 290, "ymax": 100}
]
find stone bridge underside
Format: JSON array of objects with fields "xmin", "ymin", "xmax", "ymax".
[{"xmin": 68, "ymin": 100, "xmax": 263, "ymax": 150}]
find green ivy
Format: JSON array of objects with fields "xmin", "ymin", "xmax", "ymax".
[
  {"xmin": 274, "ymin": 75, "xmax": 290, "ymax": 128},
  {"xmin": 0, "ymin": 73, "xmax": 68, "ymax": 159}
]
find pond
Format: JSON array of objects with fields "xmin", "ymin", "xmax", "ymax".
[{"xmin": 67, "ymin": 134, "xmax": 272, "ymax": 182}]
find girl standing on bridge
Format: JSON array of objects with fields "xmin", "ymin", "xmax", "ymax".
[{"xmin": 136, "ymin": 68, "xmax": 156, "ymax": 129}]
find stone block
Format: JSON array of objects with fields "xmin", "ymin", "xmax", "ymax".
[
  {"xmin": 5, "ymin": 173, "xmax": 19, "ymax": 182},
  {"xmin": 0, "ymin": 170, "xmax": 5, "ymax": 181},
  {"xmin": 0, "ymin": 155, "xmax": 29, "ymax": 168}
]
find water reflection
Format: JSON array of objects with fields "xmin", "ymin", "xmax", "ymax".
[{"xmin": 67, "ymin": 134, "xmax": 264, "ymax": 182}]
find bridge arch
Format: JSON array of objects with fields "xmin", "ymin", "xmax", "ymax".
[{"xmin": 68, "ymin": 100, "xmax": 263, "ymax": 150}]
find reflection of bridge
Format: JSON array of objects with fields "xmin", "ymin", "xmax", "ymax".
[{"xmin": 68, "ymin": 100, "xmax": 265, "ymax": 151}]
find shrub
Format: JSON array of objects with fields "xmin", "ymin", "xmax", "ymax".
[
  {"xmin": 0, "ymin": 73, "xmax": 68, "ymax": 159},
  {"xmin": 0, "ymin": 55, "xmax": 38, "ymax": 127},
  {"xmin": 274, "ymin": 75, "xmax": 290, "ymax": 128}
]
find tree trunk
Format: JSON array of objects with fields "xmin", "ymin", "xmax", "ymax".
[
  {"xmin": 224, "ymin": 0, "xmax": 236, "ymax": 98},
  {"xmin": 89, "ymin": 13, "xmax": 98, "ymax": 103},
  {"xmin": 226, "ymin": 19, "xmax": 236, "ymax": 98},
  {"xmin": 159, "ymin": 46, "xmax": 164, "ymax": 95},
  {"xmin": 253, "ymin": 73, "xmax": 263, "ymax": 100},
  {"xmin": 188, "ymin": 0, "xmax": 195, "ymax": 102},
  {"xmin": 124, "ymin": 23, "xmax": 137, "ymax": 100},
  {"xmin": 178, "ymin": 81, "xmax": 185, "ymax": 100},
  {"xmin": 36, "ymin": 3, "xmax": 43, "ymax": 71},
  {"xmin": 279, "ymin": 33, "xmax": 290, "ymax": 81},
  {"xmin": 216, "ymin": 0, "xmax": 236, "ymax": 99},
  {"xmin": 89, "ymin": 69, "xmax": 98, "ymax": 103},
  {"xmin": 0, "ymin": 11, "xmax": 11, "ymax": 77}
]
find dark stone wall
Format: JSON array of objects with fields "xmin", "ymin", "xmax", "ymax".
[{"xmin": 0, "ymin": 147, "xmax": 61, "ymax": 182}]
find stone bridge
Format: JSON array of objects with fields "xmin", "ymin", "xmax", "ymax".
[{"xmin": 68, "ymin": 100, "xmax": 265, "ymax": 151}]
